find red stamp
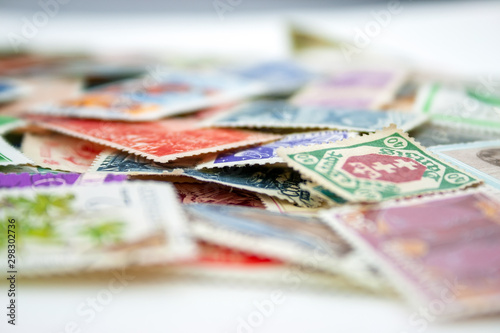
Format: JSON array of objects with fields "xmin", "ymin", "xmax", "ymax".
[
  {"xmin": 29, "ymin": 116, "xmax": 280, "ymax": 163},
  {"xmin": 342, "ymin": 154, "xmax": 426, "ymax": 183}
]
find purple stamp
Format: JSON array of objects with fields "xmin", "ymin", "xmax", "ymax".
[
  {"xmin": 197, "ymin": 130, "xmax": 351, "ymax": 168},
  {"xmin": 0, "ymin": 172, "xmax": 127, "ymax": 189}
]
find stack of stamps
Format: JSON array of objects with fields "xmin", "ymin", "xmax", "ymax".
[{"xmin": 1, "ymin": 46, "xmax": 499, "ymax": 322}]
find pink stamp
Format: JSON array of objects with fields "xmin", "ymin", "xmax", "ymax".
[
  {"xmin": 321, "ymin": 190, "xmax": 500, "ymax": 317},
  {"xmin": 21, "ymin": 132, "xmax": 104, "ymax": 173}
]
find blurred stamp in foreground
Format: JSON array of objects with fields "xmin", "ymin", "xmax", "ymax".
[
  {"xmin": 0, "ymin": 115, "xmax": 25, "ymax": 135},
  {"xmin": 0, "ymin": 172, "xmax": 126, "ymax": 189},
  {"xmin": 207, "ymin": 101, "xmax": 426, "ymax": 132},
  {"xmin": 0, "ymin": 137, "xmax": 33, "ymax": 167},
  {"xmin": 321, "ymin": 190, "xmax": 500, "ymax": 317},
  {"xmin": 0, "ymin": 182, "xmax": 196, "ymax": 275},
  {"xmin": 185, "ymin": 204, "xmax": 383, "ymax": 289}
]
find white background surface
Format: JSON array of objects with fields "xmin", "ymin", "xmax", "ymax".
[{"xmin": 1, "ymin": 1, "xmax": 500, "ymax": 332}]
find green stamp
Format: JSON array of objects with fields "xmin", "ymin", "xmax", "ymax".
[
  {"xmin": 0, "ymin": 115, "xmax": 18, "ymax": 126},
  {"xmin": 0, "ymin": 152, "xmax": 12, "ymax": 164},
  {"xmin": 0, "ymin": 115, "xmax": 24, "ymax": 135},
  {"xmin": 278, "ymin": 125, "xmax": 481, "ymax": 202},
  {"xmin": 0, "ymin": 137, "xmax": 31, "ymax": 166},
  {"xmin": 416, "ymin": 83, "xmax": 500, "ymax": 132}
]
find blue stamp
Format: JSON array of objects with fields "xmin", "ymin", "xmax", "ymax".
[
  {"xmin": 199, "ymin": 130, "xmax": 350, "ymax": 168},
  {"xmin": 229, "ymin": 61, "xmax": 313, "ymax": 94},
  {"xmin": 94, "ymin": 71, "xmax": 263, "ymax": 105},
  {"xmin": 183, "ymin": 166, "xmax": 321, "ymax": 207},
  {"xmin": 0, "ymin": 79, "xmax": 27, "ymax": 104},
  {"xmin": 208, "ymin": 101, "xmax": 426, "ymax": 132},
  {"xmin": 185, "ymin": 203, "xmax": 344, "ymax": 254},
  {"xmin": 91, "ymin": 151, "xmax": 178, "ymax": 174}
]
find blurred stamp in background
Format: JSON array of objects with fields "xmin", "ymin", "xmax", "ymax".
[
  {"xmin": 430, "ymin": 140, "xmax": 500, "ymax": 190},
  {"xmin": 31, "ymin": 71, "xmax": 266, "ymax": 121},
  {"xmin": 0, "ymin": 172, "xmax": 126, "ymax": 189},
  {"xmin": 416, "ymin": 83, "xmax": 500, "ymax": 133},
  {"xmin": 291, "ymin": 69, "xmax": 407, "ymax": 109},
  {"xmin": 0, "ymin": 79, "xmax": 30, "ymax": 104},
  {"xmin": 409, "ymin": 123, "xmax": 499, "ymax": 147},
  {"xmin": 226, "ymin": 60, "xmax": 314, "ymax": 95},
  {"xmin": 207, "ymin": 100, "xmax": 426, "ymax": 132}
]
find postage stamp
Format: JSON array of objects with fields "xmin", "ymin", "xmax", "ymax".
[
  {"xmin": 291, "ymin": 68, "xmax": 407, "ymax": 109},
  {"xmin": 197, "ymin": 130, "xmax": 352, "ymax": 168},
  {"xmin": 0, "ymin": 115, "xmax": 25, "ymax": 135},
  {"xmin": 183, "ymin": 166, "xmax": 322, "ymax": 208},
  {"xmin": 429, "ymin": 140, "xmax": 500, "ymax": 190},
  {"xmin": 174, "ymin": 182, "xmax": 265, "ymax": 208},
  {"xmin": 321, "ymin": 190, "xmax": 500, "ymax": 317},
  {"xmin": 0, "ymin": 77, "xmax": 82, "ymax": 118},
  {"xmin": 176, "ymin": 240, "xmax": 285, "ymax": 281},
  {"xmin": 0, "ymin": 136, "xmax": 33, "ymax": 166},
  {"xmin": 89, "ymin": 149, "xmax": 184, "ymax": 175},
  {"xmin": 415, "ymin": 83, "xmax": 500, "ymax": 133},
  {"xmin": 0, "ymin": 165, "xmax": 64, "ymax": 174},
  {"xmin": 258, "ymin": 194, "xmax": 323, "ymax": 216},
  {"xmin": 380, "ymin": 81, "xmax": 418, "ymax": 112},
  {"xmin": 29, "ymin": 116, "xmax": 280, "ymax": 163},
  {"xmin": 206, "ymin": 100, "xmax": 426, "ymax": 132},
  {"xmin": 278, "ymin": 125, "xmax": 481, "ymax": 202},
  {"xmin": 21, "ymin": 132, "xmax": 105, "ymax": 173},
  {"xmin": 0, "ymin": 79, "xmax": 30, "ymax": 104},
  {"xmin": 409, "ymin": 123, "xmax": 500, "ymax": 147},
  {"xmin": 176, "ymin": 241, "xmax": 357, "ymax": 289},
  {"xmin": 301, "ymin": 182, "xmax": 348, "ymax": 206},
  {"xmin": 0, "ymin": 172, "xmax": 126, "ymax": 189},
  {"xmin": 184, "ymin": 203, "xmax": 383, "ymax": 289},
  {"xmin": 228, "ymin": 60, "xmax": 313, "ymax": 95},
  {"xmin": 32, "ymin": 71, "xmax": 265, "ymax": 121},
  {"xmin": 0, "ymin": 182, "xmax": 196, "ymax": 275}
]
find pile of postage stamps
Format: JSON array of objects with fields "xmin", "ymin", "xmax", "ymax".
[{"xmin": 1, "ymin": 50, "xmax": 500, "ymax": 320}]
